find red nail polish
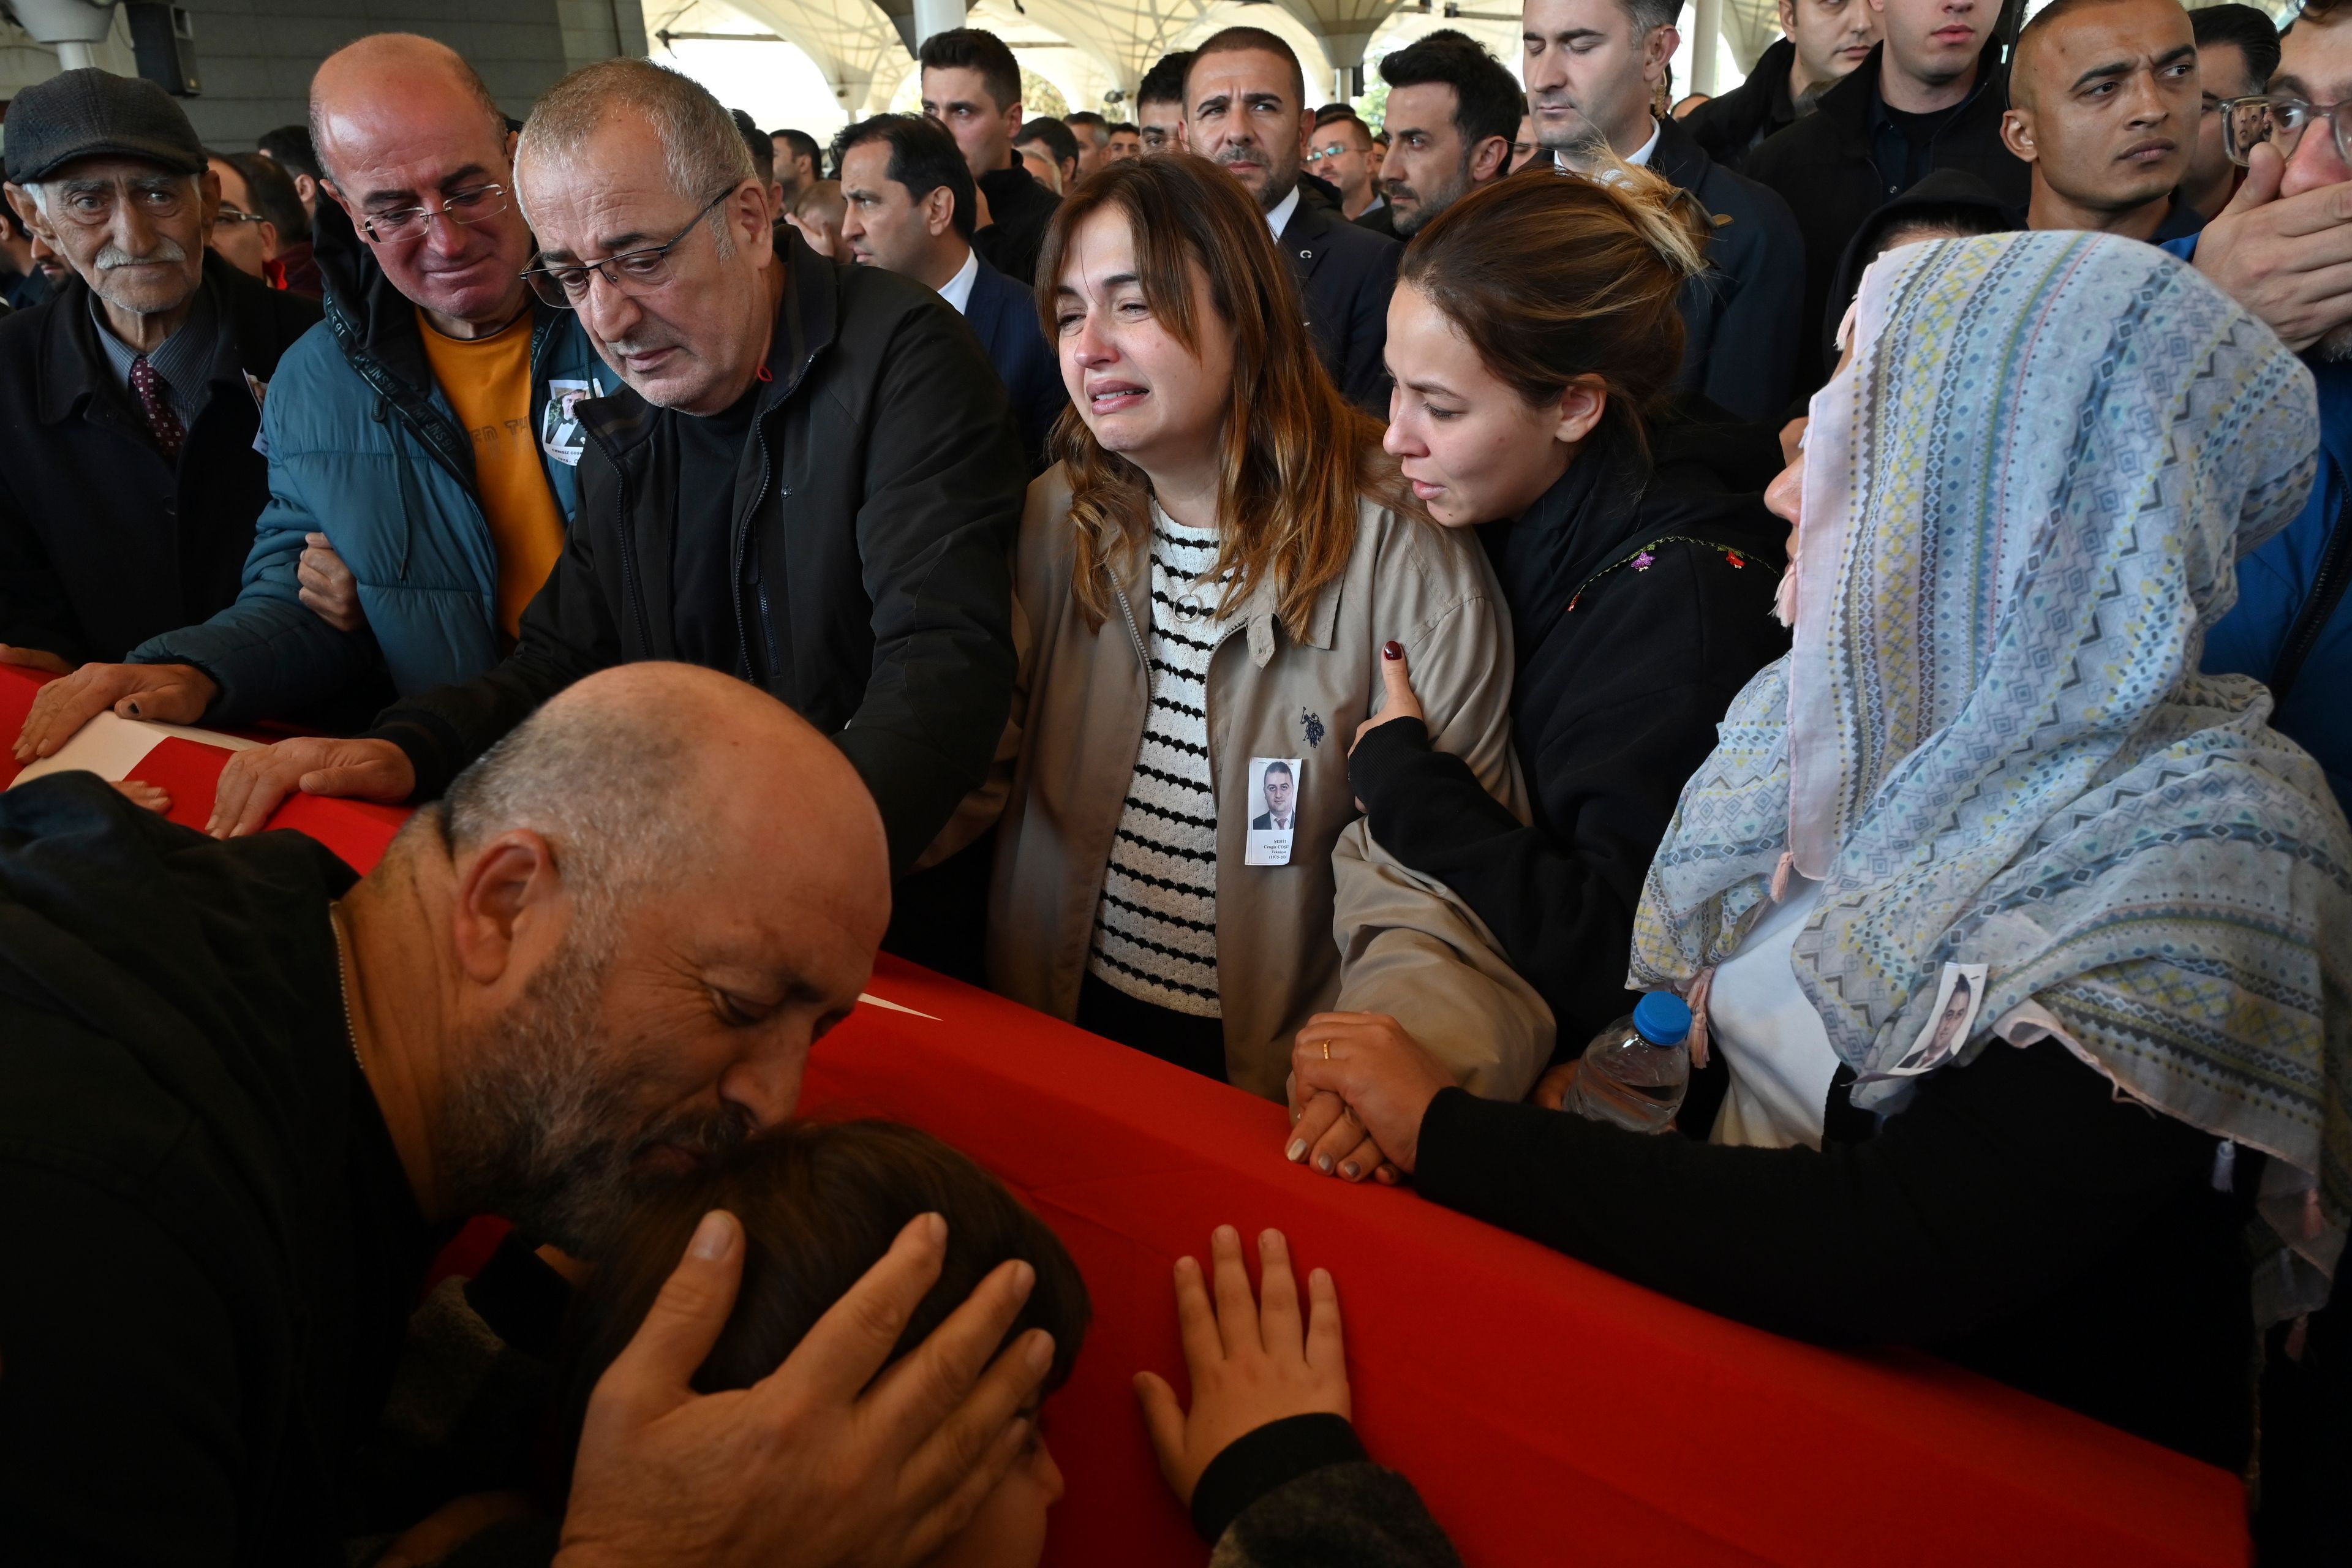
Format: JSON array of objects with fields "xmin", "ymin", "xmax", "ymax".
[{"xmin": 1382, "ymin": 640, "xmax": 1403, "ymax": 660}]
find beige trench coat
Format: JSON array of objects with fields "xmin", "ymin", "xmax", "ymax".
[{"xmin": 987, "ymin": 467, "xmax": 1554, "ymax": 1101}]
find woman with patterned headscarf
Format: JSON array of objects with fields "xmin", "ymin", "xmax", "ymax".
[{"xmin": 1291, "ymin": 230, "xmax": 2351, "ymax": 1468}]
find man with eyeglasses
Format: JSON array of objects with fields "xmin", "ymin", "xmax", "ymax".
[
  {"xmin": 2163, "ymin": 22, "xmax": 2352, "ymax": 1550},
  {"xmin": 2169, "ymin": 0, "xmax": 2352, "ymax": 820},
  {"xmin": 1308, "ymin": 108, "xmax": 1385, "ymax": 224},
  {"xmin": 203, "ymin": 59, "xmax": 1025, "ymax": 979},
  {"xmin": 0, "ymin": 69, "xmax": 318, "ymax": 678},
  {"xmin": 13, "ymin": 34, "xmax": 607, "ymax": 766},
  {"xmin": 205, "ymin": 150, "xmax": 281, "ymax": 281}
]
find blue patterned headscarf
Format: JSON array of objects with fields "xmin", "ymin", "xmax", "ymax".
[{"xmin": 1630, "ymin": 232, "xmax": 2350, "ymax": 1292}]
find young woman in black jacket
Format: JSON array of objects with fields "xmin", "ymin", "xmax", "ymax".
[{"xmin": 1286, "ymin": 169, "xmax": 1790, "ymax": 1182}]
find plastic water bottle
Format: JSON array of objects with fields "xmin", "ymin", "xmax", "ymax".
[{"xmin": 1561, "ymin": 991, "xmax": 1692, "ymax": 1134}]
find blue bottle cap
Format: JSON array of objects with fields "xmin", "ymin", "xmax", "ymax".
[{"xmin": 1632, "ymin": 990, "xmax": 1692, "ymax": 1046}]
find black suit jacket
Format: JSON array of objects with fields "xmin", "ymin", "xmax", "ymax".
[
  {"xmin": 1354, "ymin": 200, "xmax": 1400, "ymax": 239},
  {"xmin": 962, "ymin": 251, "xmax": 1068, "ymax": 473},
  {"xmin": 1278, "ymin": 185, "xmax": 1401, "ymax": 414},
  {"xmin": 0, "ymin": 254, "xmax": 320, "ymax": 664},
  {"xmin": 1648, "ymin": 113, "xmax": 1806, "ymax": 425}
]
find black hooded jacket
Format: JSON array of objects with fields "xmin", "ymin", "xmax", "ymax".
[
  {"xmin": 0, "ymin": 776, "xmax": 432, "ymax": 1564},
  {"xmin": 0, "ymin": 252, "xmax": 320, "ymax": 663},
  {"xmin": 1745, "ymin": 40, "xmax": 2031, "ymax": 390},
  {"xmin": 1347, "ymin": 439, "xmax": 1789, "ymax": 1047},
  {"xmin": 1817, "ymin": 167, "xmax": 2020, "ymax": 370}
]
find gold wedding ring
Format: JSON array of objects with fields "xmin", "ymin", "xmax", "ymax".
[{"xmin": 1321, "ymin": 1039, "xmax": 1331, "ymax": 1060}]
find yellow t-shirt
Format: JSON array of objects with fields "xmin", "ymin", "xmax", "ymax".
[{"xmin": 417, "ymin": 309, "xmax": 568, "ymax": 639}]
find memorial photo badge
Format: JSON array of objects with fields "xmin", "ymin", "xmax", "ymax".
[
  {"xmin": 1245, "ymin": 756, "xmax": 1301, "ymax": 866},
  {"xmin": 1889, "ymin": 963, "xmax": 1989, "ymax": 1075},
  {"xmin": 541, "ymin": 378, "xmax": 598, "ymax": 466}
]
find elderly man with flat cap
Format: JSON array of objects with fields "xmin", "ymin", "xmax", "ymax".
[
  {"xmin": 0, "ymin": 662, "xmax": 1055, "ymax": 1565},
  {"xmin": 0, "ymin": 69, "xmax": 318, "ymax": 672}
]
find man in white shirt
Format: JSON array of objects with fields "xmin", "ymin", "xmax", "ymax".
[
  {"xmin": 835, "ymin": 113, "xmax": 1065, "ymax": 472},
  {"xmin": 1180, "ymin": 27, "xmax": 1400, "ymax": 412}
]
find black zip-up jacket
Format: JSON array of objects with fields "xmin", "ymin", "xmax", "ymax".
[
  {"xmin": 1347, "ymin": 440, "xmax": 1788, "ymax": 1049},
  {"xmin": 364, "ymin": 228, "xmax": 1027, "ymax": 875},
  {"xmin": 1681, "ymin": 36, "xmax": 1801, "ymax": 170},
  {"xmin": 0, "ymin": 775, "xmax": 433, "ymax": 1565},
  {"xmin": 0, "ymin": 252, "xmax": 318, "ymax": 663},
  {"xmin": 1745, "ymin": 40, "xmax": 2031, "ymax": 389}
]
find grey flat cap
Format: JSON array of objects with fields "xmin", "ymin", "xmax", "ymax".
[{"xmin": 4, "ymin": 68, "xmax": 206, "ymax": 185}]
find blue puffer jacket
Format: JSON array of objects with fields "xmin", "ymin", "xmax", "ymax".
[
  {"xmin": 2165, "ymin": 233, "xmax": 2352, "ymax": 812},
  {"xmin": 132, "ymin": 200, "xmax": 603, "ymax": 723}
]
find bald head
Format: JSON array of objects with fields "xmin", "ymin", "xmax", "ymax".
[
  {"xmin": 384, "ymin": 662, "xmax": 890, "ymax": 1257},
  {"xmin": 310, "ymin": 34, "xmax": 505, "ymax": 186},
  {"xmin": 308, "ymin": 32, "xmax": 533, "ymax": 332},
  {"xmin": 2009, "ymin": 0, "xmax": 2195, "ymax": 110},
  {"xmin": 2002, "ymin": 0, "xmax": 2196, "ymax": 234},
  {"xmin": 441, "ymin": 662, "xmax": 889, "ymax": 945}
]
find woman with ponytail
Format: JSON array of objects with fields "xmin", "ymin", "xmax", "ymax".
[
  {"xmin": 987, "ymin": 154, "xmax": 1551, "ymax": 1136},
  {"xmin": 1284, "ymin": 168, "xmax": 1792, "ymax": 1177}
]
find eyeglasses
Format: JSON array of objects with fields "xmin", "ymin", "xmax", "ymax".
[
  {"xmin": 520, "ymin": 188, "xmax": 734, "ymax": 310},
  {"xmin": 1306, "ymin": 142, "xmax": 1361, "ymax": 162},
  {"xmin": 352, "ymin": 182, "xmax": 509, "ymax": 244},
  {"xmin": 213, "ymin": 205, "xmax": 270, "ymax": 227},
  {"xmin": 2221, "ymin": 95, "xmax": 2352, "ymax": 167}
]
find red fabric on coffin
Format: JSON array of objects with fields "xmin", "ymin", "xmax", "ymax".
[
  {"xmin": 806, "ymin": 957, "xmax": 2252, "ymax": 1568},
  {"xmin": 0, "ymin": 665, "xmax": 2252, "ymax": 1567}
]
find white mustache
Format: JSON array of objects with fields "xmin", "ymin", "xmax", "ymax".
[{"xmin": 96, "ymin": 238, "xmax": 186, "ymax": 269}]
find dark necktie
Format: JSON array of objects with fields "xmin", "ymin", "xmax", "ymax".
[{"xmin": 129, "ymin": 353, "xmax": 184, "ymax": 460}]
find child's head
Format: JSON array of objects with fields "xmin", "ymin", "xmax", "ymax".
[{"xmin": 564, "ymin": 1119, "xmax": 1092, "ymax": 1567}]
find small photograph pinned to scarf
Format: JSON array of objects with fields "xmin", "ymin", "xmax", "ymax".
[{"xmin": 1890, "ymin": 963, "xmax": 1988, "ymax": 1075}]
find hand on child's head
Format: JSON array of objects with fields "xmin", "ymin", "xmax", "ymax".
[{"xmin": 919, "ymin": 1412, "xmax": 1066, "ymax": 1568}]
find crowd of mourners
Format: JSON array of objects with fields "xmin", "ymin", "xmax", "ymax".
[{"xmin": 0, "ymin": 0, "xmax": 2348, "ymax": 1561}]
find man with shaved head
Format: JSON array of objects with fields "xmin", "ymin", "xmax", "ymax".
[
  {"xmin": 204, "ymin": 58, "xmax": 1025, "ymax": 978},
  {"xmin": 0, "ymin": 662, "xmax": 1055, "ymax": 1563},
  {"xmin": 2000, "ymin": 0, "xmax": 2206, "ymax": 242},
  {"xmin": 11, "ymin": 32, "xmax": 606, "ymax": 764}
]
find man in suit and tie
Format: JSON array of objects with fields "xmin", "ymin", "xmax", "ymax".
[
  {"xmin": 835, "ymin": 114, "xmax": 1066, "ymax": 472},
  {"xmin": 1183, "ymin": 28, "xmax": 1401, "ymax": 413},
  {"xmin": 1251, "ymin": 760, "xmax": 1297, "ymax": 830}
]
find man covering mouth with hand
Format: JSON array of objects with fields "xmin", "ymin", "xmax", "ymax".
[{"xmin": 2001, "ymin": 0, "xmax": 2207, "ymax": 243}]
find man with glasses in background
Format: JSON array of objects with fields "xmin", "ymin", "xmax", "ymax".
[
  {"xmin": 0, "ymin": 69, "xmax": 318, "ymax": 679},
  {"xmin": 14, "ymin": 32, "xmax": 608, "ymax": 762},
  {"xmin": 1308, "ymin": 107, "xmax": 1386, "ymax": 225},
  {"xmin": 2164, "ymin": 21, "xmax": 2352, "ymax": 1553},
  {"xmin": 203, "ymin": 58, "xmax": 1026, "ymax": 981}
]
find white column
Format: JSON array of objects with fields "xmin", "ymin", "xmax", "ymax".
[
  {"xmin": 1689, "ymin": 0, "xmax": 1722, "ymax": 95},
  {"xmin": 56, "ymin": 39, "xmax": 97, "ymax": 70},
  {"xmin": 913, "ymin": 0, "xmax": 967, "ymax": 48}
]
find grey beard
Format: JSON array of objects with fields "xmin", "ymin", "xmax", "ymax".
[
  {"xmin": 2314, "ymin": 322, "xmax": 2352, "ymax": 363},
  {"xmin": 436, "ymin": 927, "xmax": 753, "ymax": 1257}
]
